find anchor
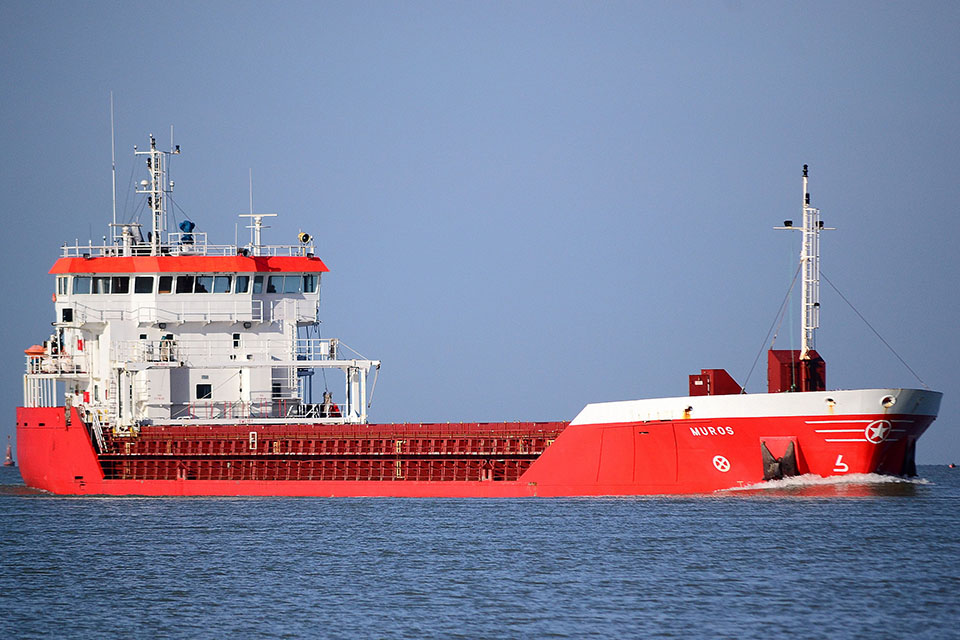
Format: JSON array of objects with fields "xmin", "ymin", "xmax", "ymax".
[{"xmin": 761, "ymin": 440, "xmax": 799, "ymax": 480}]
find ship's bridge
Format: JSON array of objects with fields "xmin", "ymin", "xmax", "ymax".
[{"xmin": 50, "ymin": 254, "xmax": 327, "ymax": 325}]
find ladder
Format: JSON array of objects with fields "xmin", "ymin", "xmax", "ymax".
[
  {"xmin": 107, "ymin": 372, "xmax": 119, "ymax": 426},
  {"xmin": 88, "ymin": 411, "xmax": 106, "ymax": 453}
]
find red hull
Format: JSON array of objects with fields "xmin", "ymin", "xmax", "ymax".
[{"xmin": 16, "ymin": 404, "xmax": 934, "ymax": 497}]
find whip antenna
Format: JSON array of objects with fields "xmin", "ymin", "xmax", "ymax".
[{"xmin": 110, "ymin": 91, "xmax": 117, "ymax": 244}]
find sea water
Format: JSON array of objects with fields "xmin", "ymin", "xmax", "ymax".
[{"xmin": 1, "ymin": 466, "xmax": 958, "ymax": 639}]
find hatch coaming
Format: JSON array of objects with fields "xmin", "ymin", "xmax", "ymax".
[{"xmin": 97, "ymin": 421, "xmax": 570, "ymax": 483}]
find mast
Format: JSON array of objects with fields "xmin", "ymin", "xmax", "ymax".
[
  {"xmin": 799, "ymin": 164, "xmax": 820, "ymax": 360},
  {"xmin": 239, "ymin": 213, "xmax": 278, "ymax": 256},
  {"xmin": 134, "ymin": 134, "xmax": 180, "ymax": 255},
  {"xmin": 775, "ymin": 164, "xmax": 832, "ymax": 361}
]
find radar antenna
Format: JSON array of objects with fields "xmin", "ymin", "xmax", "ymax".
[{"xmin": 239, "ymin": 213, "xmax": 278, "ymax": 256}]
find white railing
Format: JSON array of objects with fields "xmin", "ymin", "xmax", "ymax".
[
  {"xmin": 295, "ymin": 337, "xmax": 338, "ymax": 361},
  {"xmin": 23, "ymin": 376, "xmax": 56, "ymax": 407},
  {"xmin": 25, "ymin": 353, "xmax": 88, "ymax": 375},
  {"xmin": 64, "ymin": 305, "xmax": 127, "ymax": 323},
  {"xmin": 169, "ymin": 400, "xmax": 273, "ymax": 420},
  {"xmin": 114, "ymin": 339, "xmax": 180, "ymax": 363},
  {"xmin": 112, "ymin": 337, "xmax": 337, "ymax": 365},
  {"xmin": 133, "ymin": 300, "xmax": 266, "ymax": 323},
  {"xmin": 164, "ymin": 232, "xmax": 209, "ymax": 255},
  {"xmin": 60, "ymin": 240, "xmax": 316, "ymax": 258},
  {"xmin": 157, "ymin": 399, "xmax": 357, "ymax": 423},
  {"xmin": 65, "ymin": 300, "xmax": 265, "ymax": 325}
]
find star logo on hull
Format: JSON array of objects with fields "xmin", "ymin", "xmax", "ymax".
[{"xmin": 864, "ymin": 420, "xmax": 892, "ymax": 444}]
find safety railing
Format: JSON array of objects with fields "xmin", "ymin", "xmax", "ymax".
[
  {"xmin": 61, "ymin": 240, "xmax": 315, "ymax": 258},
  {"xmin": 170, "ymin": 401, "xmax": 271, "ymax": 421},
  {"xmin": 24, "ymin": 352, "xmax": 88, "ymax": 375},
  {"xmin": 113, "ymin": 339, "xmax": 181, "ymax": 363},
  {"xmin": 166, "ymin": 399, "xmax": 340, "ymax": 421},
  {"xmin": 294, "ymin": 338, "xmax": 338, "ymax": 361},
  {"xmin": 22, "ymin": 376, "xmax": 56, "ymax": 407},
  {"xmin": 134, "ymin": 300, "xmax": 266, "ymax": 323},
  {"xmin": 64, "ymin": 300, "xmax": 265, "ymax": 325},
  {"xmin": 113, "ymin": 336, "xmax": 340, "ymax": 366}
]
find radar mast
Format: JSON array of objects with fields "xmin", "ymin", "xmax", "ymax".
[{"xmin": 134, "ymin": 134, "xmax": 180, "ymax": 255}]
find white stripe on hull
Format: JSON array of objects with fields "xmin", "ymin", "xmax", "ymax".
[{"xmin": 571, "ymin": 388, "xmax": 941, "ymax": 426}]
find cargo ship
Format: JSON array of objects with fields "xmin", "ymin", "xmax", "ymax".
[{"xmin": 15, "ymin": 137, "xmax": 942, "ymax": 496}]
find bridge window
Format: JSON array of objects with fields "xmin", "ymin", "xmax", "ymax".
[
  {"xmin": 267, "ymin": 275, "xmax": 282, "ymax": 293},
  {"xmin": 253, "ymin": 275, "xmax": 264, "ymax": 294},
  {"xmin": 176, "ymin": 275, "xmax": 194, "ymax": 294},
  {"xmin": 158, "ymin": 276, "xmax": 173, "ymax": 294},
  {"xmin": 134, "ymin": 276, "xmax": 154, "ymax": 294},
  {"xmin": 92, "ymin": 276, "xmax": 111, "ymax": 294},
  {"xmin": 303, "ymin": 275, "xmax": 317, "ymax": 293},
  {"xmin": 74, "ymin": 276, "xmax": 91, "ymax": 294},
  {"xmin": 195, "ymin": 275, "xmax": 212, "ymax": 293},
  {"xmin": 266, "ymin": 275, "xmax": 303, "ymax": 294},
  {"xmin": 213, "ymin": 276, "xmax": 232, "ymax": 293},
  {"xmin": 235, "ymin": 275, "xmax": 250, "ymax": 293},
  {"xmin": 111, "ymin": 277, "xmax": 129, "ymax": 294},
  {"xmin": 57, "ymin": 277, "xmax": 69, "ymax": 295}
]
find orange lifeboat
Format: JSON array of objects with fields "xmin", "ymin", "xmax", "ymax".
[{"xmin": 24, "ymin": 344, "xmax": 45, "ymax": 357}]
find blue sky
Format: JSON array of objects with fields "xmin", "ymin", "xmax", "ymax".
[{"xmin": 1, "ymin": 1, "xmax": 958, "ymax": 463}]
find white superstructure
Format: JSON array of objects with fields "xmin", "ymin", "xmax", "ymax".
[{"xmin": 24, "ymin": 136, "xmax": 379, "ymax": 434}]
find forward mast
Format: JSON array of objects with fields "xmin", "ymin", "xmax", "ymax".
[{"xmin": 776, "ymin": 165, "xmax": 830, "ymax": 359}]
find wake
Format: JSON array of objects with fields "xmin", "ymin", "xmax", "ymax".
[{"xmin": 723, "ymin": 472, "xmax": 930, "ymax": 493}]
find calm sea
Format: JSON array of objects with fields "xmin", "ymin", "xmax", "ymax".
[{"xmin": 1, "ymin": 466, "xmax": 958, "ymax": 639}]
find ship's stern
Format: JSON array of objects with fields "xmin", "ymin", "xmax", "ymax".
[{"xmin": 16, "ymin": 406, "xmax": 104, "ymax": 493}]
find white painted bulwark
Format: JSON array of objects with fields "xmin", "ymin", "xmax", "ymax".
[{"xmin": 571, "ymin": 388, "xmax": 942, "ymax": 425}]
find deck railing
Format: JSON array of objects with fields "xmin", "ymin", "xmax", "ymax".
[
  {"xmin": 112, "ymin": 337, "xmax": 338, "ymax": 366},
  {"xmin": 25, "ymin": 352, "xmax": 88, "ymax": 375},
  {"xmin": 60, "ymin": 239, "xmax": 315, "ymax": 258},
  {"xmin": 164, "ymin": 399, "xmax": 349, "ymax": 422},
  {"xmin": 66, "ymin": 300, "xmax": 265, "ymax": 325}
]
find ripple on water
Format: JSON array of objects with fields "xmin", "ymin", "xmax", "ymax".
[{"xmin": 1, "ymin": 466, "xmax": 959, "ymax": 638}]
